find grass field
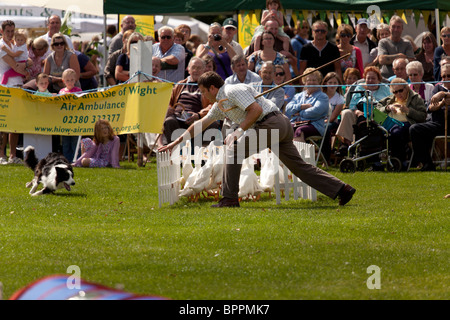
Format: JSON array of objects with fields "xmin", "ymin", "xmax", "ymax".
[{"xmin": 0, "ymin": 160, "xmax": 448, "ymax": 300}]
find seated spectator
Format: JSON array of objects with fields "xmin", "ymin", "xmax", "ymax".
[
  {"xmin": 322, "ymin": 72, "xmax": 345, "ymax": 161},
  {"xmin": 115, "ymin": 32, "xmax": 144, "ymax": 83},
  {"xmin": 225, "ymin": 54, "xmax": 260, "ymax": 85},
  {"xmin": 251, "ymin": 61, "xmax": 285, "ymax": 110},
  {"xmin": 274, "ymin": 64, "xmax": 295, "ymax": 106},
  {"xmin": 407, "ymin": 60, "xmax": 434, "ymax": 106},
  {"xmin": 335, "ymin": 66, "xmax": 391, "ymax": 152},
  {"xmin": 410, "ymin": 63, "xmax": 450, "ymax": 171},
  {"xmin": 415, "ymin": 32, "xmax": 437, "ymax": 82},
  {"xmin": 104, "ymin": 29, "xmax": 133, "ymax": 86},
  {"xmin": 73, "ymin": 119, "xmax": 120, "ymax": 168},
  {"xmin": 433, "ymin": 26, "xmax": 450, "ymax": 81},
  {"xmin": 285, "ymin": 68, "xmax": 329, "ymax": 142},
  {"xmin": 388, "ymin": 57, "xmax": 410, "ymax": 82},
  {"xmin": 342, "ymin": 67, "xmax": 361, "ymax": 95},
  {"xmin": 162, "ymin": 57, "xmax": 220, "ymax": 146},
  {"xmin": 196, "ymin": 22, "xmax": 236, "ymax": 80},
  {"xmin": 202, "ymin": 55, "xmax": 217, "ymax": 72},
  {"xmin": 336, "ymin": 24, "xmax": 364, "ymax": 77},
  {"xmin": 248, "ymin": 30, "xmax": 291, "ymax": 80},
  {"xmin": 376, "ymin": 78, "xmax": 427, "ymax": 167}
]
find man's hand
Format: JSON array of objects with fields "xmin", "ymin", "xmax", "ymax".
[{"xmin": 224, "ymin": 127, "xmax": 244, "ymax": 148}]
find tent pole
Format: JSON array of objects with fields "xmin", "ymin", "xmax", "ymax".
[
  {"xmin": 435, "ymin": 8, "xmax": 440, "ymax": 46},
  {"xmin": 103, "ymin": 15, "xmax": 108, "ymax": 87}
]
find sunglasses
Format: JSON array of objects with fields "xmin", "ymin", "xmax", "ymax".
[
  {"xmin": 313, "ymin": 29, "xmax": 327, "ymax": 34},
  {"xmin": 442, "ymin": 74, "xmax": 450, "ymax": 78},
  {"xmin": 441, "ymin": 34, "xmax": 450, "ymax": 38},
  {"xmin": 160, "ymin": 35, "xmax": 172, "ymax": 40},
  {"xmin": 408, "ymin": 73, "xmax": 419, "ymax": 77},
  {"xmin": 52, "ymin": 42, "xmax": 65, "ymax": 47},
  {"xmin": 339, "ymin": 33, "xmax": 352, "ymax": 38},
  {"xmin": 392, "ymin": 88, "xmax": 405, "ymax": 94},
  {"xmin": 275, "ymin": 72, "xmax": 285, "ymax": 77}
]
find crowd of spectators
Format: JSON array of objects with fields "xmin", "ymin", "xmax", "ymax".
[{"xmin": 0, "ymin": 10, "xmax": 449, "ymax": 171}]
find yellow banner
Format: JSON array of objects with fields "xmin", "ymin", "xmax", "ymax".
[
  {"xmin": 120, "ymin": 14, "xmax": 154, "ymax": 37},
  {"xmin": 0, "ymin": 82, "xmax": 172, "ymax": 136},
  {"xmin": 238, "ymin": 10, "xmax": 261, "ymax": 49}
]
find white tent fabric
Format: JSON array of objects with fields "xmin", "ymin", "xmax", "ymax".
[{"xmin": 14, "ymin": 0, "xmax": 103, "ymax": 17}]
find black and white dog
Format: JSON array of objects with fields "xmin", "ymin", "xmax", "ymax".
[{"xmin": 24, "ymin": 146, "xmax": 75, "ymax": 196}]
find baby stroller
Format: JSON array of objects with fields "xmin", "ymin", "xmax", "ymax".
[{"xmin": 339, "ymin": 90, "xmax": 403, "ymax": 173}]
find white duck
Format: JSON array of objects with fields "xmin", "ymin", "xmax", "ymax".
[
  {"xmin": 190, "ymin": 141, "xmax": 215, "ymax": 201},
  {"xmin": 205, "ymin": 144, "xmax": 224, "ymax": 200},
  {"xmin": 238, "ymin": 157, "xmax": 263, "ymax": 201},
  {"xmin": 179, "ymin": 141, "xmax": 193, "ymax": 187},
  {"xmin": 179, "ymin": 146, "xmax": 205, "ymax": 201}
]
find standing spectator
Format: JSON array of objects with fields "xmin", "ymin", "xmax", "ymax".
[
  {"xmin": 336, "ymin": 24, "xmax": 364, "ymax": 77},
  {"xmin": 433, "ymin": 26, "xmax": 450, "ymax": 82},
  {"xmin": 410, "ymin": 63, "xmax": 450, "ymax": 171},
  {"xmin": 222, "ymin": 18, "xmax": 244, "ymax": 57},
  {"xmin": 174, "ymin": 24, "xmax": 194, "ymax": 78},
  {"xmin": 415, "ymin": 32, "xmax": 437, "ymax": 82},
  {"xmin": 75, "ymin": 50, "xmax": 98, "ymax": 91},
  {"xmin": 104, "ymin": 29, "xmax": 134, "ymax": 86},
  {"xmin": 248, "ymin": 30, "xmax": 291, "ymax": 80},
  {"xmin": 1, "ymin": 28, "xmax": 29, "ymax": 85},
  {"xmin": 196, "ymin": 22, "xmax": 236, "ymax": 80},
  {"xmin": 115, "ymin": 32, "xmax": 144, "ymax": 83},
  {"xmin": 0, "ymin": 20, "xmax": 26, "ymax": 165},
  {"xmin": 388, "ymin": 58, "xmax": 410, "ymax": 82},
  {"xmin": 108, "ymin": 16, "xmax": 136, "ymax": 54},
  {"xmin": 285, "ymin": 68, "xmax": 329, "ymax": 143},
  {"xmin": 377, "ymin": 15, "xmax": 415, "ymax": 79},
  {"xmin": 43, "ymin": 33, "xmax": 80, "ymax": 93},
  {"xmin": 225, "ymin": 54, "xmax": 260, "ymax": 85},
  {"xmin": 202, "ymin": 55, "xmax": 217, "ymax": 72},
  {"xmin": 407, "ymin": 60, "xmax": 434, "ymax": 106},
  {"xmin": 251, "ymin": 61, "xmax": 285, "ymax": 110},
  {"xmin": 342, "ymin": 67, "xmax": 361, "ymax": 95},
  {"xmin": 291, "ymin": 20, "xmax": 310, "ymax": 74},
  {"xmin": 368, "ymin": 23, "xmax": 391, "ymax": 67},
  {"xmin": 350, "ymin": 18, "xmax": 377, "ymax": 68},
  {"xmin": 153, "ymin": 26, "xmax": 186, "ymax": 83},
  {"xmin": 299, "ymin": 20, "xmax": 342, "ymax": 80},
  {"xmin": 39, "ymin": 15, "xmax": 74, "ymax": 54},
  {"xmin": 27, "ymin": 37, "xmax": 50, "ymax": 78}
]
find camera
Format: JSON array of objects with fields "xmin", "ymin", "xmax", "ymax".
[{"xmin": 213, "ymin": 34, "xmax": 222, "ymax": 41}]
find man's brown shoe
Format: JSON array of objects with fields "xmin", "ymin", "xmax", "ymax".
[
  {"xmin": 338, "ymin": 184, "xmax": 356, "ymax": 206},
  {"xmin": 211, "ymin": 197, "xmax": 240, "ymax": 208}
]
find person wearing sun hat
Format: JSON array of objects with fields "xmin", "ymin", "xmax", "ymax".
[{"xmin": 222, "ymin": 18, "xmax": 244, "ymax": 56}]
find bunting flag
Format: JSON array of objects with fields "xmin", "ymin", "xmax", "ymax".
[
  {"xmin": 414, "ymin": 10, "xmax": 422, "ymax": 27},
  {"xmin": 336, "ymin": 12, "xmax": 342, "ymax": 27}
]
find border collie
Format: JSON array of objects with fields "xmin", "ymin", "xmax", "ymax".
[{"xmin": 24, "ymin": 146, "xmax": 75, "ymax": 196}]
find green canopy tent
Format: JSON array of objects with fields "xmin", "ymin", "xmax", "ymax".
[
  {"xmin": 103, "ymin": 0, "xmax": 449, "ymax": 44},
  {"xmin": 103, "ymin": 0, "xmax": 450, "ymax": 14}
]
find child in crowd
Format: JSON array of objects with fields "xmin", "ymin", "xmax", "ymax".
[
  {"xmin": 34, "ymin": 73, "xmax": 54, "ymax": 97},
  {"xmin": 73, "ymin": 119, "xmax": 120, "ymax": 168},
  {"xmin": 58, "ymin": 68, "xmax": 82, "ymax": 95},
  {"xmin": 1, "ymin": 29, "xmax": 29, "ymax": 85},
  {"xmin": 59, "ymin": 68, "xmax": 82, "ymax": 162},
  {"xmin": 253, "ymin": 0, "xmax": 290, "ymax": 52}
]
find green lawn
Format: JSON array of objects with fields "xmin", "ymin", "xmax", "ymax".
[{"xmin": 0, "ymin": 161, "xmax": 448, "ymax": 300}]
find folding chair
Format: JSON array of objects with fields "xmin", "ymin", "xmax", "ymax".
[{"xmin": 305, "ymin": 104, "xmax": 332, "ymax": 168}]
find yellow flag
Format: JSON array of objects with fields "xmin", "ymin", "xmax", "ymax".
[{"xmin": 120, "ymin": 14, "xmax": 154, "ymax": 37}]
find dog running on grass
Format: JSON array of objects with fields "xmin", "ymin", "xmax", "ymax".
[{"xmin": 24, "ymin": 146, "xmax": 75, "ymax": 196}]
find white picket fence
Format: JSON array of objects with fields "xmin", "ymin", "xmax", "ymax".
[{"xmin": 157, "ymin": 141, "xmax": 317, "ymax": 207}]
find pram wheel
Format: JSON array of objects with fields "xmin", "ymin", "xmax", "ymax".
[
  {"xmin": 340, "ymin": 159, "xmax": 356, "ymax": 173},
  {"xmin": 386, "ymin": 157, "xmax": 402, "ymax": 172}
]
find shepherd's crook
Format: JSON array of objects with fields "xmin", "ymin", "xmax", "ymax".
[{"xmin": 216, "ymin": 53, "xmax": 351, "ymax": 113}]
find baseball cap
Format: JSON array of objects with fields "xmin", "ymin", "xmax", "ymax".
[
  {"xmin": 357, "ymin": 18, "xmax": 368, "ymax": 25},
  {"xmin": 223, "ymin": 18, "xmax": 238, "ymax": 29}
]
